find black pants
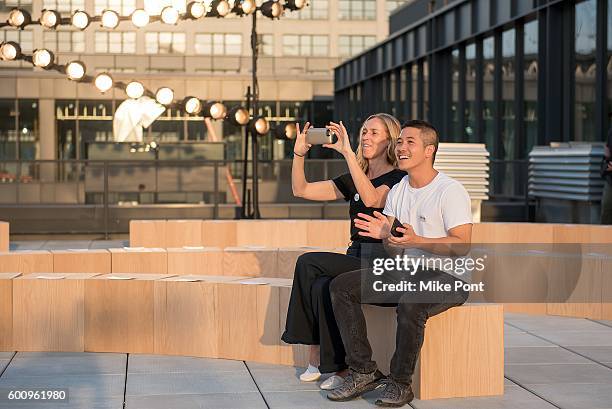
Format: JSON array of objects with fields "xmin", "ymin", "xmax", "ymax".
[
  {"xmin": 281, "ymin": 243, "xmax": 366, "ymax": 373},
  {"xmin": 329, "ymin": 268, "xmax": 469, "ymax": 384}
]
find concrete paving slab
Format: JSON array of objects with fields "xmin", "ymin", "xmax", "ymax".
[
  {"xmin": 125, "ymin": 372, "xmax": 258, "ymax": 396},
  {"xmin": 9, "ymin": 241, "xmax": 45, "ymax": 250},
  {"xmin": 43, "ymin": 241, "xmax": 94, "ymax": 250},
  {"xmin": 565, "ymin": 346, "xmax": 612, "ymax": 363},
  {"xmin": 263, "ymin": 390, "xmax": 377, "ymax": 409},
  {"xmin": 125, "ymin": 392, "xmax": 267, "ymax": 409},
  {"xmin": 525, "ymin": 383, "xmax": 612, "ymax": 409},
  {"xmin": 503, "ymin": 324, "xmax": 524, "ymax": 334},
  {"xmin": 0, "ymin": 360, "xmax": 9, "ymax": 374},
  {"xmin": 535, "ymin": 330, "xmax": 612, "ymax": 347},
  {"xmin": 410, "ymin": 385, "xmax": 557, "ymax": 409},
  {"xmin": 505, "ymin": 346, "xmax": 591, "ymax": 365},
  {"xmin": 0, "ymin": 374, "xmax": 125, "ymax": 398},
  {"xmin": 89, "ymin": 240, "xmax": 129, "ymax": 249},
  {"xmin": 594, "ymin": 319, "xmax": 612, "ymax": 328},
  {"xmin": 0, "ymin": 396, "xmax": 124, "ymax": 409},
  {"xmin": 128, "ymin": 355, "xmax": 245, "ymax": 374},
  {"xmin": 0, "ymin": 352, "xmax": 14, "ymax": 359},
  {"xmin": 5, "ymin": 355, "xmax": 126, "ymax": 377},
  {"xmin": 246, "ymin": 365, "xmax": 321, "ymax": 392},
  {"xmin": 504, "ymin": 332, "xmax": 555, "ymax": 347},
  {"xmin": 505, "ymin": 363, "xmax": 612, "ymax": 385},
  {"xmin": 505, "ymin": 315, "xmax": 610, "ymax": 333}
]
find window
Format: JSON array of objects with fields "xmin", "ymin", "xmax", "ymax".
[
  {"xmin": 482, "ymin": 36, "xmax": 495, "ymax": 152},
  {"xmin": 1, "ymin": 29, "xmax": 33, "ymax": 53},
  {"xmin": 0, "ymin": 99, "xmax": 39, "ymax": 161},
  {"xmin": 451, "ymin": 48, "xmax": 461, "ymax": 141},
  {"xmin": 574, "ymin": 0, "xmax": 597, "ymax": 141},
  {"xmin": 501, "ymin": 29, "xmax": 515, "ymax": 161},
  {"xmin": 42, "ymin": 0, "xmax": 85, "ymax": 13},
  {"xmin": 95, "ymin": 31, "xmax": 136, "ymax": 53},
  {"xmin": 94, "ymin": 0, "xmax": 136, "ymax": 15},
  {"xmin": 44, "ymin": 31, "xmax": 85, "ymax": 53},
  {"xmin": 195, "ymin": 34, "xmax": 242, "ymax": 55},
  {"xmin": 608, "ymin": 0, "xmax": 612, "ymax": 133},
  {"xmin": 285, "ymin": 0, "xmax": 328, "ymax": 19},
  {"xmin": 0, "ymin": 0, "xmax": 32, "ymax": 12},
  {"xmin": 145, "ymin": 32, "xmax": 186, "ymax": 54},
  {"xmin": 282, "ymin": 35, "xmax": 328, "ymax": 57},
  {"xmin": 524, "ymin": 19, "xmax": 538, "ymax": 154},
  {"xmin": 144, "ymin": 0, "xmax": 186, "ymax": 14},
  {"xmin": 386, "ymin": 0, "xmax": 410, "ymax": 15},
  {"xmin": 338, "ymin": 0, "xmax": 375, "ymax": 20},
  {"xmin": 465, "ymin": 43, "xmax": 477, "ymax": 142},
  {"xmin": 257, "ymin": 34, "xmax": 274, "ymax": 56},
  {"xmin": 338, "ymin": 35, "xmax": 376, "ymax": 57}
]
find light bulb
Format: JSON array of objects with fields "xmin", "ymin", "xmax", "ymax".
[{"xmin": 125, "ymin": 81, "xmax": 145, "ymax": 99}]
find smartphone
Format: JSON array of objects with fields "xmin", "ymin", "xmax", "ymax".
[
  {"xmin": 306, "ymin": 128, "xmax": 334, "ymax": 145},
  {"xmin": 391, "ymin": 219, "xmax": 404, "ymax": 238}
]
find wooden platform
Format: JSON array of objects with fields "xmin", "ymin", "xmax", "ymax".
[
  {"xmin": 2, "ymin": 272, "xmax": 504, "ymax": 400},
  {"xmin": 0, "ymin": 221, "xmax": 8, "ymax": 252}
]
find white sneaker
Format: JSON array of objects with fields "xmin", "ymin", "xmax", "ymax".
[
  {"xmin": 319, "ymin": 375, "xmax": 345, "ymax": 390},
  {"xmin": 299, "ymin": 364, "xmax": 321, "ymax": 382}
]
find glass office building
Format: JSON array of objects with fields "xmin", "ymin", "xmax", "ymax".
[{"xmin": 334, "ymin": 0, "xmax": 612, "ymax": 201}]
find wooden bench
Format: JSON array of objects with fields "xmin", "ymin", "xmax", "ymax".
[
  {"xmin": 0, "ymin": 251, "xmax": 53, "ymax": 274},
  {"xmin": 3, "ymin": 272, "xmax": 504, "ymax": 399},
  {"xmin": 0, "ymin": 221, "xmax": 8, "ymax": 252},
  {"xmin": 52, "ymin": 249, "xmax": 111, "ymax": 274},
  {"xmin": 12, "ymin": 273, "xmax": 99, "ymax": 352},
  {"xmin": 0, "ymin": 272, "xmax": 19, "ymax": 350}
]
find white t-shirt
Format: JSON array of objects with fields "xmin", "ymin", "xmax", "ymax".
[
  {"xmin": 382, "ymin": 172, "xmax": 473, "ymax": 280},
  {"xmin": 383, "ymin": 171, "xmax": 472, "ymax": 238}
]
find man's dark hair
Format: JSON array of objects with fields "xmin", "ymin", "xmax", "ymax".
[{"xmin": 401, "ymin": 119, "xmax": 439, "ymax": 163}]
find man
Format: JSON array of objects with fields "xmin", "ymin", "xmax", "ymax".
[
  {"xmin": 327, "ymin": 120, "xmax": 473, "ymax": 407},
  {"xmin": 601, "ymin": 118, "xmax": 612, "ymax": 224}
]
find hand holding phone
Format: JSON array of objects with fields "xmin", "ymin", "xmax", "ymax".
[
  {"xmin": 391, "ymin": 218, "xmax": 404, "ymax": 238},
  {"xmin": 306, "ymin": 128, "xmax": 335, "ymax": 145}
]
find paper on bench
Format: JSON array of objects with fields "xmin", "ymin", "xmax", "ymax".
[
  {"xmin": 107, "ymin": 275, "xmax": 135, "ymax": 280},
  {"xmin": 36, "ymin": 274, "xmax": 66, "ymax": 280},
  {"xmin": 123, "ymin": 247, "xmax": 145, "ymax": 251},
  {"xmin": 182, "ymin": 246, "xmax": 205, "ymax": 250}
]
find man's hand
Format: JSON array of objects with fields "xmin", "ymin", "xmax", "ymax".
[
  {"xmin": 388, "ymin": 223, "xmax": 422, "ymax": 247},
  {"xmin": 354, "ymin": 211, "xmax": 391, "ymax": 239}
]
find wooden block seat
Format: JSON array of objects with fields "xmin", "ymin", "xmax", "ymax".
[
  {"xmin": 0, "ymin": 221, "xmax": 8, "ymax": 252},
  {"xmin": 12, "ymin": 273, "xmax": 99, "ymax": 352},
  {"xmin": 166, "ymin": 220, "xmax": 203, "ymax": 248},
  {"xmin": 0, "ymin": 251, "xmax": 53, "ymax": 274},
  {"xmin": 110, "ymin": 247, "xmax": 167, "ymax": 274},
  {"xmin": 167, "ymin": 247, "xmax": 223, "ymax": 276},
  {"xmin": 0, "ymin": 272, "xmax": 20, "ymax": 351},
  {"xmin": 52, "ymin": 249, "xmax": 111, "ymax": 274},
  {"xmin": 129, "ymin": 219, "xmax": 166, "ymax": 248},
  {"xmin": 222, "ymin": 246, "xmax": 278, "ymax": 277},
  {"xmin": 84, "ymin": 273, "xmax": 174, "ymax": 354}
]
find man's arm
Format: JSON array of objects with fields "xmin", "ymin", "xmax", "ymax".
[
  {"xmin": 354, "ymin": 212, "xmax": 472, "ymax": 257},
  {"xmin": 388, "ymin": 223, "xmax": 472, "ymax": 256}
]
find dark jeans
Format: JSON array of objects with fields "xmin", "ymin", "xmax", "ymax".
[
  {"xmin": 329, "ymin": 268, "xmax": 469, "ymax": 384},
  {"xmin": 281, "ymin": 245, "xmax": 364, "ymax": 373}
]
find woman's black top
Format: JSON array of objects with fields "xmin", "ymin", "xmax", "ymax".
[{"xmin": 332, "ymin": 169, "xmax": 406, "ymax": 244}]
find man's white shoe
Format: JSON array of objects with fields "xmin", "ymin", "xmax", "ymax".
[
  {"xmin": 319, "ymin": 375, "xmax": 345, "ymax": 390},
  {"xmin": 299, "ymin": 364, "xmax": 321, "ymax": 382}
]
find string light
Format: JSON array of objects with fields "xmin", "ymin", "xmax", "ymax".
[
  {"xmin": 155, "ymin": 87, "xmax": 175, "ymax": 106},
  {"xmin": 39, "ymin": 9, "xmax": 61, "ymax": 29},
  {"xmin": 227, "ymin": 106, "xmax": 250, "ymax": 126},
  {"xmin": 101, "ymin": 9, "xmax": 120, "ymax": 29},
  {"xmin": 203, "ymin": 101, "xmax": 227, "ymax": 120},
  {"xmin": 94, "ymin": 72, "xmax": 114, "ymax": 93},
  {"xmin": 260, "ymin": 0, "xmax": 283, "ymax": 18},
  {"xmin": 7, "ymin": 8, "xmax": 31, "ymax": 28},
  {"xmin": 187, "ymin": 2, "xmax": 207, "ymax": 19},
  {"xmin": 125, "ymin": 81, "xmax": 145, "ymax": 99},
  {"xmin": 71, "ymin": 10, "xmax": 91, "ymax": 30},
  {"xmin": 131, "ymin": 9, "xmax": 150, "ymax": 28},
  {"xmin": 0, "ymin": 41, "xmax": 21, "ymax": 60},
  {"xmin": 32, "ymin": 48, "xmax": 54, "ymax": 68},
  {"xmin": 251, "ymin": 116, "xmax": 270, "ymax": 135},
  {"xmin": 65, "ymin": 61, "xmax": 86, "ymax": 81},
  {"xmin": 160, "ymin": 6, "xmax": 180, "ymax": 25},
  {"xmin": 184, "ymin": 97, "xmax": 203, "ymax": 115}
]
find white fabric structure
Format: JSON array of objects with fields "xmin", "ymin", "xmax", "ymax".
[{"xmin": 113, "ymin": 97, "xmax": 166, "ymax": 143}]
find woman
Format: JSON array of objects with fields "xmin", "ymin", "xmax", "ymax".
[{"xmin": 282, "ymin": 114, "xmax": 405, "ymax": 389}]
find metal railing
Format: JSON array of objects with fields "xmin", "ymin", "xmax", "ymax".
[{"xmin": 0, "ymin": 158, "xmax": 531, "ymax": 233}]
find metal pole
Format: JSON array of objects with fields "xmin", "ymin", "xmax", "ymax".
[
  {"xmin": 251, "ymin": 11, "xmax": 261, "ymax": 219},
  {"xmin": 240, "ymin": 86, "xmax": 251, "ymax": 218}
]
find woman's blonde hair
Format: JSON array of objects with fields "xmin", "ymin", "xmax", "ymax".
[{"xmin": 355, "ymin": 113, "xmax": 401, "ymax": 175}]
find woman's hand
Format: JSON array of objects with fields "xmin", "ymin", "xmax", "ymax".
[
  {"xmin": 294, "ymin": 122, "xmax": 312, "ymax": 157},
  {"xmin": 324, "ymin": 121, "xmax": 354, "ymax": 158}
]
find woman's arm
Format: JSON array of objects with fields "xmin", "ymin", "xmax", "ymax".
[
  {"xmin": 326, "ymin": 121, "xmax": 390, "ymax": 208},
  {"xmin": 292, "ymin": 122, "xmax": 344, "ymax": 201}
]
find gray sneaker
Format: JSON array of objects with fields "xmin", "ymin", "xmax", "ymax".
[
  {"xmin": 375, "ymin": 378, "xmax": 414, "ymax": 407},
  {"xmin": 326, "ymin": 369, "xmax": 384, "ymax": 402}
]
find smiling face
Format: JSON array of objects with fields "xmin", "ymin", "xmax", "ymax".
[
  {"xmin": 359, "ymin": 117, "xmax": 390, "ymax": 160},
  {"xmin": 395, "ymin": 127, "xmax": 436, "ymax": 171}
]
